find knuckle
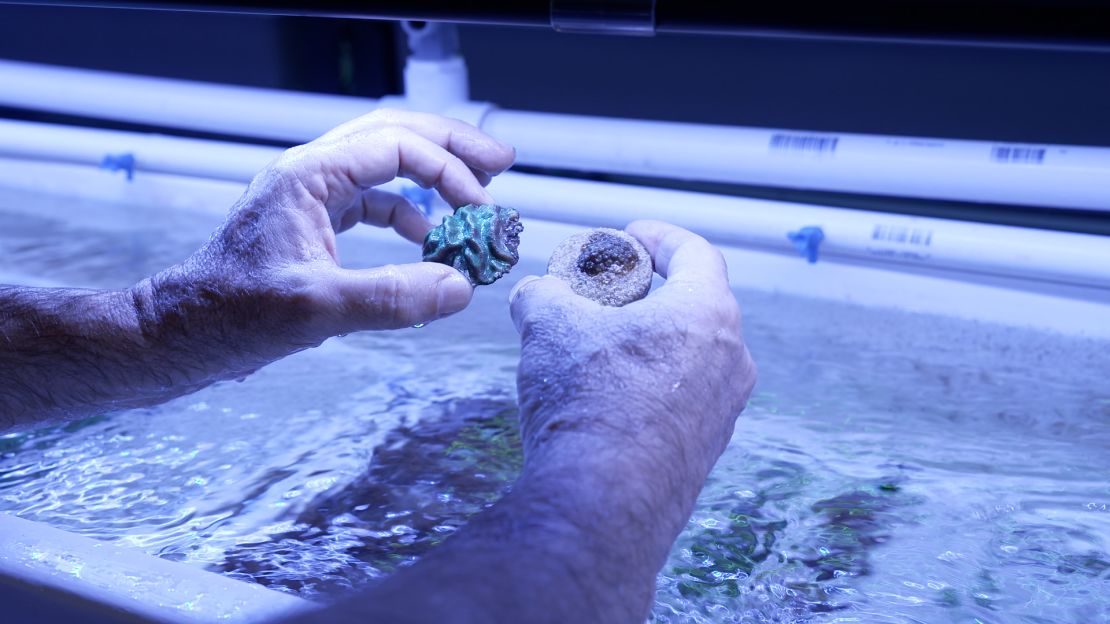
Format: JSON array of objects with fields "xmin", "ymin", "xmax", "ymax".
[
  {"xmin": 265, "ymin": 145, "xmax": 328, "ymax": 205},
  {"xmin": 710, "ymin": 245, "xmax": 728, "ymax": 271},
  {"xmin": 714, "ymin": 296, "xmax": 742, "ymax": 327},
  {"xmin": 270, "ymin": 144, "xmax": 306, "ymax": 173},
  {"xmin": 376, "ymin": 125, "xmax": 413, "ymax": 146},
  {"xmin": 373, "ymin": 269, "xmax": 413, "ymax": 324},
  {"xmin": 689, "ymin": 288, "xmax": 740, "ymax": 329},
  {"xmin": 367, "ymin": 107, "xmax": 398, "ymax": 123}
]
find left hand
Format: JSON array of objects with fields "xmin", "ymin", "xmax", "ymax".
[{"xmin": 134, "ymin": 108, "xmax": 515, "ymax": 385}]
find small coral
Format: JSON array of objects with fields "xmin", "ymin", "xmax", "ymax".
[
  {"xmin": 422, "ymin": 204, "xmax": 523, "ymax": 286},
  {"xmin": 548, "ymin": 228, "xmax": 652, "ymax": 307}
]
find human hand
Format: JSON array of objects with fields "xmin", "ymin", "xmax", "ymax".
[
  {"xmin": 508, "ymin": 220, "xmax": 756, "ymax": 556},
  {"xmin": 279, "ymin": 223, "xmax": 755, "ymax": 624},
  {"xmin": 134, "ymin": 109, "xmax": 515, "ymax": 385}
]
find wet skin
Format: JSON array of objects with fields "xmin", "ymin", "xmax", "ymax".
[
  {"xmin": 0, "ymin": 109, "xmax": 512, "ymax": 427},
  {"xmin": 0, "ymin": 110, "xmax": 757, "ymax": 623}
]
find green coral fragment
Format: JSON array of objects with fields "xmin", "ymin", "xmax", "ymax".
[{"xmin": 422, "ymin": 204, "xmax": 523, "ymax": 286}]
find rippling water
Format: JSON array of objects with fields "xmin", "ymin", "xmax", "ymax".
[{"xmin": 1, "ymin": 187, "xmax": 1108, "ymax": 622}]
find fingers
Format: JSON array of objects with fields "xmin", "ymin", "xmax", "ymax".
[
  {"xmin": 341, "ymin": 108, "xmax": 516, "ymax": 176},
  {"xmin": 626, "ymin": 220, "xmax": 741, "ymax": 330},
  {"xmin": 393, "ymin": 130, "xmax": 497, "ymax": 207},
  {"xmin": 289, "ymin": 109, "xmax": 515, "ymax": 245},
  {"xmin": 332, "ymin": 189, "xmax": 433, "ymax": 244},
  {"xmin": 509, "ymin": 274, "xmax": 594, "ymax": 334},
  {"xmin": 470, "ymin": 167, "xmax": 493, "ymax": 187},
  {"xmin": 404, "ymin": 113, "xmax": 514, "ymax": 177},
  {"xmin": 625, "ymin": 220, "xmax": 729, "ymax": 291},
  {"xmin": 332, "ymin": 263, "xmax": 473, "ymax": 331},
  {"xmin": 319, "ymin": 126, "xmax": 497, "ymax": 210}
]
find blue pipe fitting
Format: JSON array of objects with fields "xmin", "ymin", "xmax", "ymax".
[
  {"xmin": 401, "ymin": 184, "xmax": 437, "ymax": 217},
  {"xmin": 100, "ymin": 152, "xmax": 136, "ymax": 181},
  {"xmin": 787, "ymin": 226, "xmax": 825, "ymax": 264}
]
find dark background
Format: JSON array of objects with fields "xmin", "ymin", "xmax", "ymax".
[
  {"xmin": 0, "ymin": 4, "xmax": 1107, "ymax": 233},
  {"xmin": 1, "ymin": 4, "xmax": 1109, "ymax": 146}
]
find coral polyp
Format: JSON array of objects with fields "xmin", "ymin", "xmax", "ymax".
[
  {"xmin": 548, "ymin": 228, "xmax": 652, "ymax": 307},
  {"xmin": 422, "ymin": 204, "xmax": 523, "ymax": 286}
]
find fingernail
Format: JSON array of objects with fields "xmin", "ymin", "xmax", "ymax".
[
  {"xmin": 436, "ymin": 271, "xmax": 472, "ymax": 317},
  {"xmin": 508, "ymin": 275, "xmax": 540, "ymax": 304}
]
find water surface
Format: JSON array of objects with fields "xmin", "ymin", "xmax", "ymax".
[{"xmin": 1, "ymin": 187, "xmax": 1108, "ymax": 622}]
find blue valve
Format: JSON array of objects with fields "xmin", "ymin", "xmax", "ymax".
[
  {"xmin": 100, "ymin": 152, "xmax": 136, "ymax": 181},
  {"xmin": 401, "ymin": 184, "xmax": 437, "ymax": 217},
  {"xmin": 787, "ymin": 226, "xmax": 825, "ymax": 264}
]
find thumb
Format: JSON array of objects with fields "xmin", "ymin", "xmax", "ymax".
[
  {"xmin": 334, "ymin": 263, "xmax": 473, "ymax": 331},
  {"xmin": 509, "ymin": 274, "xmax": 589, "ymax": 334}
]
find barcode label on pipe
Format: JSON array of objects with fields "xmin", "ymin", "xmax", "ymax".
[
  {"xmin": 991, "ymin": 146, "xmax": 1046, "ymax": 164},
  {"xmin": 867, "ymin": 224, "xmax": 934, "ymax": 261},
  {"xmin": 871, "ymin": 225, "xmax": 933, "ymax": 246},
  {"xmin": 770, "ymin": 134, "xmax": 839, "ymax": 154}
]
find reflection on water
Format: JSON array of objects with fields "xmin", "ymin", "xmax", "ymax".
[
  {"xmin": 213, "ymin": 396, "xmax": 522, "ymax": 595},
  {"xmin": 1, "ymin": 190, "xmax": 1109, "ymax": 622}
]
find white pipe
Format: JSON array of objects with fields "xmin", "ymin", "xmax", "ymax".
[
  {"xmin": 0, "ymin": 118, "xmax": 282, "ymax": 182},
  {"xmin": 2, "ymin": 60, "xmax": 1108, "ymax": 212},
  {"xmin": 0, "ymin": 59, "xmax": 378, "ymax": 141},
  {"xmin": 487, "ymin": 173, "xmax": 1110, "ymax": 289},
  {"xmin": 3, "ymin": 157, "xmax": 1108, "ymax": 339},
  {"xmin": 0, "ymin": 119, "xmax": 1107, "ymax": 290},
  {"xmin": 483, "ymin": 111, "xmax": 1110, "ymax": 212}
]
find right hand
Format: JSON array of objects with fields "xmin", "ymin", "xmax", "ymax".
[
  {"xmin": 509, "ymin": 220, "xmax": 756, "ymax": 517},
  {"xmin": 290, "ymin": 221, "xmax": 756, "ymax": 624}
]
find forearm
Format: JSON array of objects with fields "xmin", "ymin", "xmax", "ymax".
[
  {"xmin": 295, "ymin": 408, "xmax": 699, "ymax": 624},
  {"xmin": 0, "ymin": 257, "xmax": 288, "ymax": 431},
  {"xmin": 0, "ymin": 283, "xmax": 173, "ymax": 430}
]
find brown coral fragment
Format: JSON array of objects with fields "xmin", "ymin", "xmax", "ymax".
[{"xmin": 548, "ymin": 228, "xmax": 652, "ymax": 307}]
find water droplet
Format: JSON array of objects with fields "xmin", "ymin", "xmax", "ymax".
[{"xmin": 412, "ymin": 323, "xmax": 426, "ymax": 329}]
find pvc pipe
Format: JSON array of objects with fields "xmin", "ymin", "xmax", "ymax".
[
  {"xmin": 402, "ymin": 58, "xmax": 471, "ymax": 116},
  {"xmin": 482, "ymin": 110, "xmax": 1110, "ymax": 212},
  {"xmin": 486, "ymin": 172, "xmax": 1110, "ymax": 290},
  {"xmin": 1, "ymin": 119, "xmax": 1107, "ymax": 290},
  {"xmin": 400, "ymin": 22, "xmax": 474, "ymax": 114},
  {"xmin": 0, "ymin": 60, "xmax": 378, "ymax": 142},
  {"xmin": 0, "ymin": 118, "xmax": 282, "ymax": 182},
  {"xmin": 3, "ymin": 156, "xmax": 1108, "ymax": 339},
  {"xmin": 3, "ymin": 60, "xmax": 1108, "ymax": 212}
]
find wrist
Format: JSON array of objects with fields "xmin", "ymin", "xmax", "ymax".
[
  {"xmin": 133, "ymin": 252, "xmax": 326, "ymax": 388},
  {"xmin": 130, "ymin": 262, "xmax": 260, "ymax": 389},
  {"xmin": 520, "ymin": 393, "xmax": 712, "ymax": 491},
  {"xmin": 125, "ymin": 271, "xmax": 216, "ymax": 393},
  {"xmin": 517, "ymin": 400, "xmax": 705, "ymax": 560}
]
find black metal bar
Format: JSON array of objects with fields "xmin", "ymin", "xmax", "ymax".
[
  {"xmin": 0, "ymin": 1, "xmax": 553, "ymax": 25},
  {"xmin": 655, "ymin": 1, "xmax": 1110, "ymax": 46},
  {"xmin": 3, "ymin": 0, "xmax": 1110, "ymax": 48}
]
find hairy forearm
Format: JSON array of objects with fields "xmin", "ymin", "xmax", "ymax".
[
  {"xmin": 293, "ymin": 408, "xmax": 700, "ymax": 624},
  {"xmin": 0, "ymin": 283, "xmax": 183, "ymax": 430},
  {"xmin": 0, "ymin": 190, "xmax": 336, "ymax": 432},
  {"xmin": 0, "ymin": 255, "xmax": 296, "ymax": 431}
]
